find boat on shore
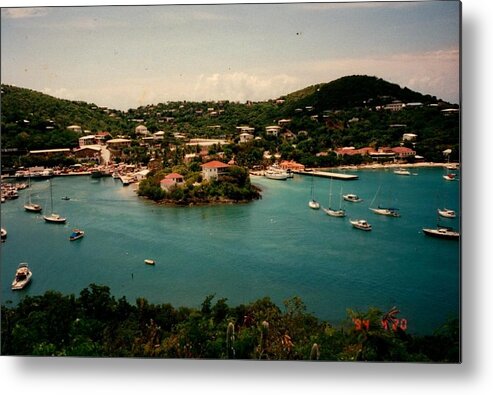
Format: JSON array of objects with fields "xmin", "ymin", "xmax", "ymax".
[
  {"xmin": 438, "ymin": 208, "xmax": 456, "ymax": 218},
  {"xmin": 69, "ymin": 229, "xmax": 85, "ymax": 241},
  {"xmin": 11, "ymin": 263, "xmax": 32, "ymax": 290},
  {"xmin": 343, "ymin": 194, "xmax": 362, "ymax": 203},
  {"xmin": 350, "ymin": 219, "xmax": 372, "ymax": 231},
  {"xmin": 422, "ymin": 226, "xmax": 459, "ymax": 240}
]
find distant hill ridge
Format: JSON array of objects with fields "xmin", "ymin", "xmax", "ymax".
[
  {"xmin": 281, "ymin": 75, "xmax": 441, "ymax": 113},
  {"xmin": 2, "ymin": 75, "xmax": 447, "ymax": 120}
]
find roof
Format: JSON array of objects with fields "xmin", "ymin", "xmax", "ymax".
[
  {"xmin": 392, "ymin": 146, "xmax": 415, "ymax": 153},
  {"xmin": 29, "ymin": 148, "xmax": 71, "ymax": 154},
  {"xmin": 74, "ymin": 146, "xmax": 101, "ymax": 152},
  {"xmin": 201, "ymin": 160, "xmax": 230, "ymax": 169},
  {"xmin": 107, "ymin": 138, "xmax": 131, "ymax": 144},
  {"xmin": 165, "ymin": 173, "xmax": 184, "ymax": 179}
]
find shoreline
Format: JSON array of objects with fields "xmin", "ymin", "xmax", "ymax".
[{"xmin": 322, "ymin": 162, "xmax": 459, "ymax": 171}]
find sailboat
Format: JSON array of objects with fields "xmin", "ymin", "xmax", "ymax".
[
  {"xmin": 43, "ymin": 179, "xmax": 66, "ymax": 224},
  {"xmin": 369, "ymin": 184, "xmax": 400, "ymax": 217},
  {"xmin": 24, "ymin": 175, "xmax": 42, "ymax": 213},
  {"xmin": 308, "ymin": 175, "xmax": 320, "ymax": 209},
  {"xmin": 323, "ymin": 181, "xmax": 345, "ymax": 217}
]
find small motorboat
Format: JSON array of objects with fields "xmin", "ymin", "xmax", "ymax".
[
  {"xmin": 343, "ymin": 194, "xmax": 362, "ymax": 203},
  {"xmin": 394, "ymin": 168, "xmax": 411, "ymax": 175},
  {"xmin": 11, "ymin": 262, "xmax": 32, "ymax": 290},
  {"xmin": 350, "ymin": 219, "xmax": 372, "ymax": 231},
  {"xmin": 1, "ymin": 227, "xmax": 7, "ymax": 240},
  {"xmin": 69, "ymin": 229, "xmax": 85, "ymax": 241},
  {"xmin": 144, "ymin": 259, "xmax": 156, "ymax": 265},
  {"xmin": 438, "ymin": 208, "xmax": 456, "ymax": 218},
  {"xmin": 443, "ymin": 173, "xmax": 456, "ymax": 181}
]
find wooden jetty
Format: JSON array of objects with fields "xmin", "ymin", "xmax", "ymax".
[{"xmin": 293, "ymin": 170, "xmax": 358, "ymax": 180}]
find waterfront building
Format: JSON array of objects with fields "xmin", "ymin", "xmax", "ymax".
[
  {"xmin": 160, "ymin": 173, "xmax": 184, "ymax": 190},
  {"xmin": 201, "ymin": 160, "xmax": 230, "ymax": 181}
]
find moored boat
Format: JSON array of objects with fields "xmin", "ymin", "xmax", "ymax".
[
  {"xmin": 350, "ymin": 219, "xmax": 372, "ymax": 231},
  {"xmin": 11, "ymin": 262, "xmax": 32, "ymax": 290},
  {"xmin": 394, "ymin": 168, "xmax": 411, "ymax": 175},
  {"xmin": 443, "ymin": 173, "xmax": 456, "ymax": 181},
  {"xmin": 1, "ymin": 227, "xmax": 7, "ymax": 240},
  {"xmin": 264, "ymin": 170, "xmax": 288, "ymax": 180},
  {"xmin": 437, "ymin": 208, "xmax": 456, "ymax": 218},
  {"xmin": 422, "ymin": 226, "xmax": 459, "ymax": 240},
  {"xmin": 343, "ymin": 194, "xmax": 362, "ymax": 203},
  {"xmin": 308, "ymin": 199, "xmax": 320, "ymax": 209},
  {"xmin": 323, "ymin": 207, "xmax": 346, "ymax": 217},
  {"xmin": 370, "ymin": 207, "xmax": 400, "ymax": 217},
  {"xmin": 69, "ymin": 229, "xmax": 85, "ymax": 241},
  {"xmin": 144, "ymin": 259, "xmax": 156, "ymax": 265}
]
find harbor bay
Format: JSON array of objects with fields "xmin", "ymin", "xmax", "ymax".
[{"xmin": 0, "ymin": 167, "xmax": 459, "ymax": 335}]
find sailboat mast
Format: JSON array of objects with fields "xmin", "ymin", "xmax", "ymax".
[{"xmin": 50, "ymin": 179, "xmax": 54, "ymax": 213}]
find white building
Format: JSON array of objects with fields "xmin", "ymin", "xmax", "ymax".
[
  {"xmin": 239, "ymin": 133, "xmax": 254, "ymax": 143},
  {"xmin": 201, "ymin": 160, "xmax": 230, "ymax": 181}
]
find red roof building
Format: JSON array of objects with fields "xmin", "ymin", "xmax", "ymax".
[{"xmin": 201, "ymin": 160, "xmax": 230, "ymax": 181}]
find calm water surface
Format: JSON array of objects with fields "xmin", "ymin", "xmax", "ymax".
[{"xmin": 1, "ymin": 167, "xmax": 460, "ymax": 334}]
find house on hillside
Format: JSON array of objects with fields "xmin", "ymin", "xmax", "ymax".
[
  {"xmin": 67, "ymin": 125, "xmax": 82, "ymax": 133},
  {"xmin": 160, "ymin": 173, "xmax": 185, "ymax": 191},
  {"xmin": 239, "ymin": 132, "xmax": 254, "ymax": 143},
  {"xmin": 201, "ymin": 160, "xmax": 230, "ymax": 181},
  {"xmin": 265, "ymin": 126, "xmax": 281, "ymax": 136}
]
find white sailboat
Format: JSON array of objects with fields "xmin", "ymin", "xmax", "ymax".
[
  {"xmin": 43, "ymin": 179, "xmax": 66, "ymax": 224},
  {"xmin": 24, "ymin": 175, "xmax": 43, "ymax": 213},
  {"xmin": 308, "ymin": 175, "xmax": 320, "ymax": 209},
  {"xmin": 369, "ymin": 184, "xmax": 400, "ymax": 217},
  {"xmin": 323, "ymin": 181, "xmax": 345, "ymax": 217}
]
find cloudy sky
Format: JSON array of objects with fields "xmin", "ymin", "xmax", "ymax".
[{"xmin": 1, "ymin": 1, "xmax": 460, "ymax": 110}]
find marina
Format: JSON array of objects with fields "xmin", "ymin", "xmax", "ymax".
[{"xmin": 0, "ymin": 167, "xmax": 459, "ymax": 334}]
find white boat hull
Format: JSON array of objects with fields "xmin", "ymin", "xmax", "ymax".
[
  {"xmin": 350, "ymin": 219, "xmax": 372, "ymax": 231},
  {"xmin": 323, "ymin": 208, "xmax": 346, "ymax": 217},
  {"xmin": 308, "ymin": 200, "xmax": 320, "ymax": 209},
  {"xmin": 370, "ymin": 207, "xmax": 400, "ymax": 217},
  {"xmin": 44, "ymin": 214, "xmax": 66, "ymax": 223}
]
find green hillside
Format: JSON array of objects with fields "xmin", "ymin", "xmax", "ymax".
[{"xmin": 1, "ymin": 75, "xmax": 460, "ymax": 168}]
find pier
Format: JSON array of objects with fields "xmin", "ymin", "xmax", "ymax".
[{"xmin": 293, "ymin": 170, "xmax": 358, "ymax": 180}]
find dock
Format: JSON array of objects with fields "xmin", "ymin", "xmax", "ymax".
[{"xmin": 293, "ymin": 170, "xmax": 358, "ymax": 180}]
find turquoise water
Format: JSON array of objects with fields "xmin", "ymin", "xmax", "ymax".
[{"xmin": 0, "ymin": 168, "xmax": 460, "ymax": 334}]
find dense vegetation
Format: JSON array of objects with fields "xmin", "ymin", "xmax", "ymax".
[
  {"xmin": 137, "ymin": 164, "xmax": 261, "ymax": 204},
  {"xmin": 1, "ymin": 75, "xmax": 460, "ymax": 170},
  {"xmin": 0, "ymin": 284, "xmax": 459, "ymax": 361}
]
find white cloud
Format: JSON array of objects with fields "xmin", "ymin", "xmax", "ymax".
[
  {"xmin": 192, "ymin": 72, "xmax": 300, "ymax": 102},
  {"xmin": 2, "ymin": 7, "xmax": 49, "ymax": 19}
]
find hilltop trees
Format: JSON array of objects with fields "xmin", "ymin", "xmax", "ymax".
[
  {"xmin": 0, "ymin": 285, "xmax": 459, "ymax": 361},
  {"xmin": 1, "ymin": 76, "xmax": 460, "ymax": 170}
]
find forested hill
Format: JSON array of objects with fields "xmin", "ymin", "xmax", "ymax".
[
  {"xmin": 281, "ymin": 75, "xmax": 446, "ymax": 114},
  {"xmin": 0, "ymin": 84, "xmax": 127, "ymax": 150},
  {"xmin": 1, "ymin": 76, "xmax": 458, "ymax": 162}
]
